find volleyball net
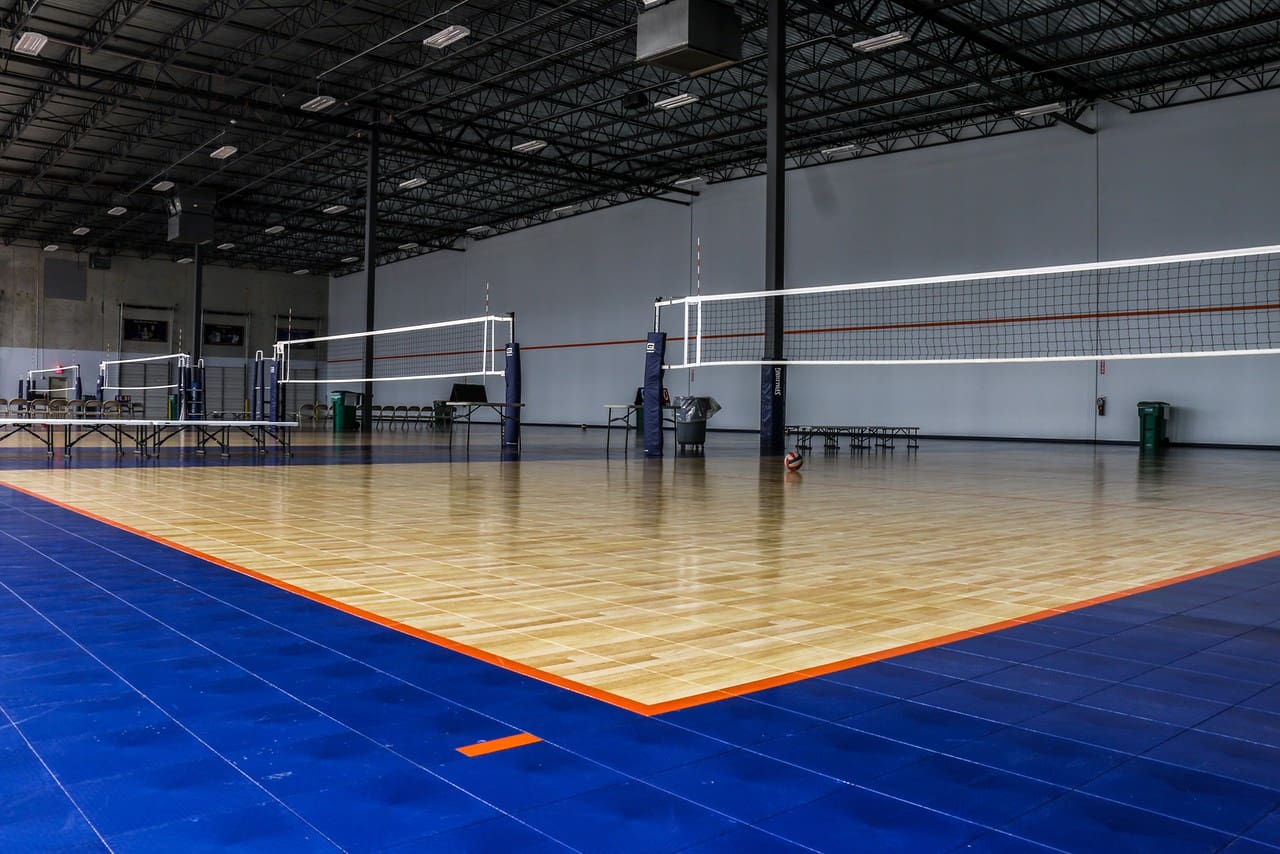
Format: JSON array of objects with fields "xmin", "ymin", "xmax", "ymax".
[
  {"xmin": 273, "ymin": 314, "xmax": 514, "ymax": 385},
  {"xmin": 99, "ymin": 353, "xmax": 190, "ymax": 394},
  {"xmin": 25, "ymin": 364, "xmax": 81, "ymax": 400},
  {"xmin": 655, "ymin": 245, "xmax": 1280, "ymax": 368}
]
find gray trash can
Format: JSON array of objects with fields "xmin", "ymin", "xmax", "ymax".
[{"xmin": 674, "ymin": 396, "xmax": 721, "ymax": 448}]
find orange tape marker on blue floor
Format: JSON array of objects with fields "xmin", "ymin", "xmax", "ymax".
[{"xmin": 456, "ymin": 733, "xmax": 542, "ymax": 757}]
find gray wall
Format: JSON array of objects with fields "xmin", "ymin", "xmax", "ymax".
[
  {"xmin": 1, "ymin": 246, "xmax": 326, "ymax": 401},
  {"xmin": 331, "ymin": 90, "xmax": 1280, "ymax": 445}
]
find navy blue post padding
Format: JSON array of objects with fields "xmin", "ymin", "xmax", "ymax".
[
  {"xmin": 760, "ymin": 364, "xmax": 787, "ymax": 455},
  {"xmin": 17, "ymin": 379, "xmax": 26, "ymax": 399},
  {"xmin": 178, "ymin": 365, "xmax": 192, "ymax": 420},
  {"xmin": 74, "ymin": 376, "xmax": 82, "ymax": 401},
  {"xmin": 250, "ymin": 359, "xmax": 262, "ymax": 421},
  {"xmin": 190, "ymin": 365, "xmax": 205, "ymax": 418},
  {"xmin": 268, "ymin": 359, "xmax": 281, "ymax": 422},
  {"xmin": 96, "ymin": 373, "xmax": 104, "ymax": 403},
  {"xmin": 643, "ymin": 332, "xmax": 667, "ymax": 456},
  {"xmin": 503, "ymin": 342, "xmax": 521, "ymax": 447}
]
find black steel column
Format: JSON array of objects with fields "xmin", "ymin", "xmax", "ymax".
[
  {"xmin": 361, "ymin": 125, "xmax": 378, "ymax": 434},
  {"xmin": 190, "ymin": 242, "xmax": 204, "ymax": 420},
  {"xmin": 760, "ymin": 0, "xmax": 787, "ymax": 455}
]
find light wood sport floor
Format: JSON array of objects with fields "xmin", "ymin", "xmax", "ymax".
[{"xmin": 3, "ymin": 439, "xmax": 1278, "ymax": 711}]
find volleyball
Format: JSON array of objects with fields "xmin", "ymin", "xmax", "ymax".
[{"xmin": 784, "ymin": 451, "xmax": 804, "ymax": 472}]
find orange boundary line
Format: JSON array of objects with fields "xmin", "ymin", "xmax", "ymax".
[
  {"xmin": 456, "ymin": 732, "xmax": 541, "ymax": 757},
  {"xmin": 3, "ymin": 479, "xmax": 1277, "ymax": 718}
]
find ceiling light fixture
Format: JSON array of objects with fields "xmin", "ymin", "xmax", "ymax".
[
  {"xmin": 107, "ymin": 206, "xmax": 127, "ymax": 216},
  {"xmin": 43, "ymin": 244, "xmax": 58, "ymax": 252},
  {"xmin": 152, "ymin": 180, "xmax": 175, "ymax": 192},
  {"xmin": 72, "ymin": 226, "xmax": 90, "ymax": 236},
  {"xmin": 673, "ymin": 176, "xmax": 705, "ymax": 186},
  {"xmin": 821, "ymin": 142, "xmax": 861, "ymax": 157},
  {"xmin": 851, "ymin": 30, "xmax": 911, "ymax": 52},
  {"xmin": 210, "ymin": 145, "xmax": 238, "ymax": 159},
  {"xmin": 216, "ymin": 242, "xmax": 235, "ymax": 250},
  {"xmin": 654, "ymin": 92, "xmax": 700, "ymax": 110},
  {"xmin": 340, "ymin": 256, "xmax": 360, "ymax": 263},
  {"xmin": 423, "ymin": 24, "xmax": 470, "ymax": 49},
  {"xmin": 466, "ymin": 225, "xmax": 490, "ymax": 234},
  {"xmin": 551, "ymin": 204, "xmax": 578, "ymax": 215},
  {"xmin": 301, "ymin": 94, "xmax": 337, "ymax": 112},
  {"xmin": 1013, "ymin": 102, "xmax": 1063, "ymax": 118},
  {"xmin": 511, "ymin": 139, "xmax": 547, "ymax": 154},
  {"xmin": 264, "ymin": 225, "xmax": 285, "ymax": 234},
  {"xmin": 322, "ymin": 204, "xmax": 348, "ymax": 214},
  {"xmin": 176, "ymin": 256, "xmax": 194, "ymax": 264},
  {"xmin": 293, "ymin": 269, "xmax": 310, "ymax": 275},
  {"xmin": 13, "ymin": 32, "xmax": 48, "ymax": 56},
  {"xmin": 398, "ymin": 242, "xmax": 420, "ymax": 250},
  {"xmin": 398, "ymin": 177, "xmax": 427, "ymax": 190}
]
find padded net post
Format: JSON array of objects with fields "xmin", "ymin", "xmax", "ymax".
[
  {"xmin": 503, "ymin": 342, "xmax": 521, "ymax": 448},
  {"xmin": 643, "ymin": 332, "xmax": 667, "ymax": 456}
]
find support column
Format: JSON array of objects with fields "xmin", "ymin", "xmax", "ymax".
[
  {"xmin": 361, "ymin": 126, "xmax": 378, "ymax": 434},
  {"xmin": 192, "ymin": 243, "xmax": 204, "ymax": 366},
  {"xmin": 760, "ymin": 0, "xmax": 787, "ymax": 455}
]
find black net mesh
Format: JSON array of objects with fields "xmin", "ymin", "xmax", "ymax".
[{"xmin": 666, "ymin": 252, "xmax": 1280, "ymax": 364}]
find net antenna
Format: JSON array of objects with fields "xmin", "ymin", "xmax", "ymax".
[
  {"xmin": 273, "ymin": 314, "xmax": 515, "ymax": 386},
  {"xmin": 656, "ymin": 244, "xmax": 1280, "ymax": 368},
  {"xmin": 98, "ymin": 353, "xmax": 190, "ymax": 398},
  {"xmin": 27, "ymin": 364, "xmax": 81, "ymax": 400}
]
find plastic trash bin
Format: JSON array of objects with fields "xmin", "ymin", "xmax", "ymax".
[
  {"xmin": 1137, "ymin": 401, "xmax": 1171, "ymax": 450},
  {"xmin": 330, "ymin": 390, "xmax": 361, "ymax": 432},
  {"xmin": 674, "ymin": 396, "xmax": 721, "ymax": 448}
]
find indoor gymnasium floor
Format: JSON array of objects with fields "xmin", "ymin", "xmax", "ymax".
[{"xmin": 2, "ymin": 426, "xmax": 1280, "ymax": 851}]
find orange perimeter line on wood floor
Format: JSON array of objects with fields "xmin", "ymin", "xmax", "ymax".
[{"xmin": 4, "ymin": 479, "xmax": 1277, "ymax": 718}]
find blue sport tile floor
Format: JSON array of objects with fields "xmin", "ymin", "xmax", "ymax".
[{"xmin": 3, "ymin": 483, "xmax": 1280, "ymax": 851}]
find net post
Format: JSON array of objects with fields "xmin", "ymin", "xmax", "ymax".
[
  {"xmin": 268, "ymin": 356, "xmax": 281, "ymax": 422},
  {"xmin": 653, "ymin": 298, "xmax": 662, "ymax": 334},
  {"xmin": 96, "ymin": 363, "xmax": 105, "ymax": 403},
  {"xmin": 251, "ymin": 354, "xmax": 263, "ymax": 421},
  {"xmin": 503, "ymin": 342, "xmax": 521, "ymax": 450},
  {"xmin": 643, "ymin": 332, "xmax": 667, "ymax": 456}
]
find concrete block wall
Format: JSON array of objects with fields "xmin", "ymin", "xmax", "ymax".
[{"xmin": 0, "ymin": 246, "xmax": 326, "ymax": 399}]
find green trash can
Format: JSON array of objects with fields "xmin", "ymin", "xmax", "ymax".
[
  {"xmin": 1137, "ymin": 401, "xmax": 1171, "ymax": 450},
  {"xmin": 330, "ymin": 390, "xmax": 360, "ymax": 433},
  {"xmin": 166, "ymin": 394, "xmax": 179, "ymax": 420}
]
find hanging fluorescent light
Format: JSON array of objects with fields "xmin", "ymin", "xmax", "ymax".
[
  {"xmin": 13, "ymin": 32, "xmax": 48, "ymax": 56},
  {"xmin": 466, "ymin": 225, "xmax": 490, "ymax": 234},
  {"xmin": 654, "ymin": 93, "xmax": 700, "ymax": 110},
  {"xmin": 152, "ymin": 180, "xmax": 175, "ymax": 192},
  {"xmin": 264, "ymin": 225, "xmax": 285, "ymax": 234},
  {"xmin": 398, "ymin": 177, "xmax": 427, "ymax": 190},
  {"xmin": 322, "ymin": 204, "xmax": 348, "ymax": 214},
  {"xmin": 43, "ymin": 244, "xmax": 58, "ymax": 252},
  {"xmin": 511, "ymin": 139, "xmax": 547, "ymax": 154},
  {"xmin": 72, "ymin": 226, "xmax": 90, "ymax": 236},
  {"xmin": 293, "ymin": 269, "xmax": 310, "ymax": 275},
  {"xmin": 216, "ymin": 242, "xmax": 235, "ymax": 250},
  {"xmin": 423, "ymin": 24, "xmax": 470, "ymax": 49},
  {"xmin": 851, "ymin": 30, "xmax": 911, "ymax": 52},
  {"xmin": 340, "ymin": 256, "xmax": 360, "ymax": 263},
  {"xmin": 210, "ymin": 145, "xmax": 238, "ymax": 160},
  {"xmin": 107, "ymin": 206, "xmax": 128, "ymax": 216},
  {"xmin": 821, "ymin": 142, "xmax": 861, "ymax": 157},
  {"xmin": 673, "ymin": 176, "xmax": 705, "ymax": 186},
  {"xmin": 398, "ymin": 242, "xmax": 420, "ymax": 250},
  {"xmin": 1014, "ymin": 102, "xmax": 1063, "ymax": 118},
  {"xmin": 176, "ymin": 256, "xmax": 194, "ymax": 264},
  {"xmin": 551, "ymin": 204, "xmax": 578, "ymax": 215},
  {"xmin": 301, "ymin": 94, "xmax": 337, "ymax": 112}
]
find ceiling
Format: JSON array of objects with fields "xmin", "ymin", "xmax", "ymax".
[{"xmin": 1, "ymin": 0, "xmax": 1277, "ymax": 275}]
